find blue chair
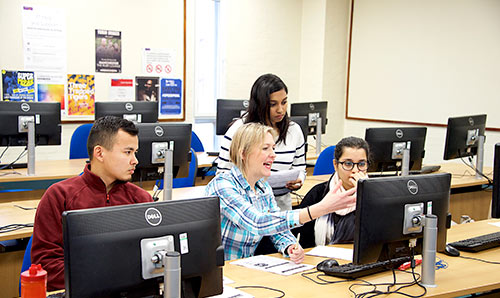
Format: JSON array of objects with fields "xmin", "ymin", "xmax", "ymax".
[
  {"xmin": 313, "ymin": 145, "xmax": 336, "ymax": 176},
  {"xmin": 18, "ymin": 236, "xmax": 33, "ymax": 295},
  {"xmin": 191, "ymin": 131, "xmax": 205, "ymax": 152},
  {"xmin": 69, "ymin": 123, "xmax": 93, "ymax": 159},
  {"xmin": 158, "ymin": 149, "xmax": 198, "ymax": 189}
]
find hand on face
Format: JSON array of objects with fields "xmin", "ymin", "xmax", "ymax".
[
  {"xmin": 286, "ymin": 178, "xmax": 303, "ymax": 190},
  {"xmin": 287, "ymin": 243, "xmax": 305, "ymax": 264},
  {"xmin": 349, "ymin": 171, "xmax": 367, "ymax": 190},
  {"xmin": 321, "ymin": 181, "xmax": 357, "ymax": 214}
]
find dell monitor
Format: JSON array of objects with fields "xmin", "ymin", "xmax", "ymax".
[
  {"xmin": 290, "ymin": 101, "xmax": 328, "ymax": 135},
  {"xmin": 63, "ymin": 196, "xmax": 224, "ymax": 298},
  {"xmin": 95, "ymin": 101, "xmax": 158, "ymax": 123},
  {"xmin": 353, "ymin": 173, "xmax": 451, "ymax": 264},
  {"xmin": 215, "ymin": 99, "xmax": 248, "ymax": 135},
  {"xmin": 365, "ymin": 127, "xmax": 427, "ymax": 174},
  {"xmin": 133, "ymin": 123, "xmax": 192, "ymax": 182},
  {"xmin": 0, "ymin": 101, "xmax": 61, "ymax": 147}
]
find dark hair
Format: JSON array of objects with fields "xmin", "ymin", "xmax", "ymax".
[
  {"xmin": 334, "ymin": 136, "xmax": 370, "ymax": 162},
  {"xmin": 87, "ymin": 116, "xmax": 138, "ymax": 160},
  {"xmin": 244, "ymin": 73, "xmax": 289, "ymax": 144}
]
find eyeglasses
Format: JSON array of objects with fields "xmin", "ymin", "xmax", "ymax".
[{"xmin": 337, "ymin": 160, "xmax": 369, "ymax": 171}]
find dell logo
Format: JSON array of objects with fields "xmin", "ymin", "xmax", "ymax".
[
  {"xmin": 395, "ymin": 129, "xmax": 404, "ymax": 139},
  {"xmin": 243, "ymin": 100, "xmax": 249, "ymax": 108},
  {"xmin": 407, "ymin": 180, "xmax": 418, "ymax": 195},
  {"xmin": 21, "ymin": 103, "xmax": 30, "ymax": 112},
  {"xmin": 154, "ymin": 126, "xmax": 164, "ymax": 137},
  {"xmin": 145, "ymin": 208, "xmax": 162, "ymax": 226},
  {"xmin": 309, "ymin": 103, "xmax": 315, "ymax": 111},
  {"xmin": 125, "ymin": 103, "xmax": 134, "ymax": 111},
  {"xmin": 468, "ymin": 117, "xmax": 474, "ymax": 126}
]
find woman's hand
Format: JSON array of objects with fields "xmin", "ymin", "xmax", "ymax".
[
  {"xmin": 319, "ymin": 181, "xmax": 356, "ymax": 214},
  {"xmin": 287, "ymin": 243, "xmax": 305, "ymax": 264},
  {"xmin": 349, "ymin": 171, "xmax": 367, "ymax": 190},
  {"xmin": 286, "ymin": 178, "xmax": 303, "ymax": 191}
]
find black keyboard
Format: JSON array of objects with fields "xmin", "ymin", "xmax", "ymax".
[
  {"xmin": 448, "ymin": 232, "xmax": 500, "ymax": 252},
  {"xmin": 317, "ymin": 256, "xmax": 411, "ymax": 279}
]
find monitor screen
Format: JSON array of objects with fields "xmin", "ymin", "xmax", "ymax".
[
  {"xmin": 289, "ymin": 115, "xmax": 308, "ymax": 144},
  {"xmin": 215, "ymin": 99, "xmax": 248, "ymax": 135},
  {"xmin": 133, "ymin": 123, "xmax": 192, "ymax": 182},
  {"xmin": 353, "ymin": 173, "xmax": 451, "ymax": 264},
  {"xmin": 365, "ymin": 127, "xmax": 427, "ymax": 173},
  {"xmin": 443, "ymin": 114, "xmax": 487, "ymax": 160},
  {"xmin": 0, "ymin": 101, "xmax": 61, "ymax": 146},
  {"xmin": 95, "ymin": 101, "xmax": 158, "ymax": 123},
  {"xmin": 62, "ymin": 196, "xmax": 224, "ymax": 298},
  {"xmin": 290, "ymin": 101, "xmax": 328, "ymax": 135}
]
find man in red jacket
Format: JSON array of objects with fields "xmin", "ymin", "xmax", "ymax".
[{"xmin": 32, "ymin": 116, "xmax": 153, "ymax": 291}]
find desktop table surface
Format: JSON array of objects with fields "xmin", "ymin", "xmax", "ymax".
[{"xmin": 224, "ymin": 219, "xmax": 500, "ymax": 298}]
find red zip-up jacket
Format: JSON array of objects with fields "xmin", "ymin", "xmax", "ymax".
[{"xmin": 31, "ymin": 164, "xmax": 153, "ymax": 291}]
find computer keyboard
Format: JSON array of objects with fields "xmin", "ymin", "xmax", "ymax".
[
  {"xmin": 448, "ymin": 232, "xmax": 500, "ymax": 252},
  {"xmin": 317, "ymin": 256, "xmax": 412, "ymax": 279}
]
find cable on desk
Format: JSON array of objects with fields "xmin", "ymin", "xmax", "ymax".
[
  {"xmin": 0, "ymin": 147, "xmax": 27, "ymax": 171},
  {"xmin": 460, "ymin": 156, "xmax": 493, "ymax": 185},
  {"xmin": 459, "ymin": 255, "xmax": 500, "ymax": 265},
  {"xmin": 235, "ymin": 285, "xmax": 285, "ymax": 298},
  {"xmin": 301, "ymin": 269, "xmax": 355, "ymax": 285},
  {"xmin": 0, "ymin": 223, "xmax": 34, "ymax": 233},
  {"xmin": 0, "ymin": 170, "xmax": 22, "ymax": 177},
  {"xmin": 14, "ymin": 204, "xmax": 37, "ymax": 210},
  {"xmin": 0, "ymin": 145, "xmax": 9, "ymax": 161}
]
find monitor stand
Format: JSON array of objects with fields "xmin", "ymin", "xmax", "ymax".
[
  {"xmin": 26, "ymin": 119, "xmax": 36, "ymax": 176},
  {"xmin": 420, "ymin": 214, "xmax": 438, "ymax": 287},
  {"xmin": 163, "ymin": 146, "xmax": 174, "ymax": 201},
  {"xmin": 315, "ymin": 117, "xmax": 322, "ymax": 155},
  {"xmin": 475, "ymin": 135, "xmax": 485, "ymax": 180}
]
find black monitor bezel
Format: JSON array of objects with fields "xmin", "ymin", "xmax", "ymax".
[
  {"xmin": 95, "ymin": 101, "xmax": 159, "ymax": 123},
  {"xmin": 290, "ymin": 101, "xmax": 328, "ymax": 135},
  {"xmin": 215, "ymin": 99, "xmax": 248, "ymax": 135},
  {"xmin": 443, "ymin": 114, "xmax": 487, "ymax": 160}
]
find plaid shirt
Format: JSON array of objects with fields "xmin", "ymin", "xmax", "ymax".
[{"xmin": 205, "ymin": 166, "xmax": 301, "ymax": 260}]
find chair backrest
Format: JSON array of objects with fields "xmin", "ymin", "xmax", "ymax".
[
  {"xmin": 19, "ymin": 236, "xmax": 33, "ymax": 295},
  {"xmin": 173, "ymin": 149, "xmax": 198, "ymax": 188},
  {"xmin": 69, "ymin": 123, "xmax": 93, "ymax": 159},
  {"xmin": 191, "ymin": 131, "xmax": 205, "ymax": 152},
  {"xmin": 313, "ymin": 145, "xmax": 336, "ymax": 176}
]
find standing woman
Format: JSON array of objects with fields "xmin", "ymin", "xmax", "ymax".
[
  {"xmin": 216, "ymin": 74, "xmax": 306, "ymax": 210},
  {"xmin": 206, "ymin": 123, "xmax": 356, "ymax": 261}
]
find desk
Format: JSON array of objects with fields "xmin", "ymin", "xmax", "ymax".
[{"xmin": 223, "ymin": 219, "xmax": 500, "ymax": 297}]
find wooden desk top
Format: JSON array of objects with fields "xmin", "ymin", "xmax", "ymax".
[
  {"xmin": 0, "ymin": 199, "xmax": 38, "ymax": 241},
  {"xmin": 0, "ymin": 159, "xmax": 87, "ymax": 183},
  {"xmin": 223, "ymin": 219, "xmax": 500, "ymax": 298}
]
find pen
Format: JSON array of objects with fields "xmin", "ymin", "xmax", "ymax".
[{"xmin": 295, "ymin": 233, "xmax": 301, "ymax": 250}]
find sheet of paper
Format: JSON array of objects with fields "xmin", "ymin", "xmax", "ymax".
[
  {"xmin": 208, "ymin": 286, "xmax": 254, "ymax": 298},
  {"xmin": 231, "ymin": 255, "xmax": 314, "ymax": 276},
  {"xmin": 306, "ymin": 245, "xmax": 353, "ymax": 261},
  {"xmin": 489, "ymin": 222, "xmax": 500, "ymax": 228},
  {"xmin": 266, "ymin": 169, "xmax": 300, "ymax": 196}
]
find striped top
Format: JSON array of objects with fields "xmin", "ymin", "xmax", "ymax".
[{"xmin": 216, "ymin": 118, "xmax": 307, "ymax": 183}]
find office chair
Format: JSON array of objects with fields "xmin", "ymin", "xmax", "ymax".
[
  {"xmin": 313, "ymin": 145, "xmax": 336, "ymax": 176},
  {"xmin": 157, "ymin": 148, "xmax": 198, "ymax": 190},
  {"xmin": 69, "ymin": 123, "xmax": 93, "ymax": 159},
  {"xmin": 18, "ymin": 236, "xmax": 33, "ymax": 296},
  {"xmin": 191, "ymin": 131, "xmax": 205, "ymax": 152}
]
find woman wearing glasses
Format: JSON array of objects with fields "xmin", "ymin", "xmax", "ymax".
[{"xmin": 294, "ymin": 136, "xmax": 370, "ymax": 248}]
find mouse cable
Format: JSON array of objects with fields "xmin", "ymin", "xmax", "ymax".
[
  {"xmin": 459, "ymin": 255, "xmax": 500, "ymax": 265},
  {"xmin": 0, "ymin": 223, "xmax": 33, "ymax": 233},
  {"xmin": 300, "ymin": 269, "xmax": 355, "ymax": 285},
  {"xmin": 235, "ymin": 285, "xmax": 285, "ymax": 298}
]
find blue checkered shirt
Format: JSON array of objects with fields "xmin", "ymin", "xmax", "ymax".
[{"xmin": 205, "ymin": 166, "xmax": 301, "ymax": 260}]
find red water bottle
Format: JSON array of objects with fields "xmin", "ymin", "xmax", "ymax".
[{"xmin": 21, "ymin": 264, "xmax": 47, "ymax": 298}]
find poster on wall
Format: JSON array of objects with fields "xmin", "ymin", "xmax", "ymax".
[
  {"xmin": 135, "ymin": 76, "xmax": 158, "ymax": 102},
  {"xmin": 142, "ymin": 48, "xmax": 176, "ymax": 77},
  {"xmin": 22, "ymin": 6, "xmax": 67, "ymax": 73},
  {"xmin": 159, "ymin": 78, "xmax": 182, "ymax": 118},
  {"xmin": 37, "ymin": 72, "xmax": 65, "ymax": 113},
  {"xmin": 109, "ymin": 78, "xmax": 134, "ymax": 101},
  {"xmin": 67, "ymin": 74, "xmax": 94, "ymax": 117},
  {"xmin": 1, "ymin": 70, "xmax": 35, "ymax": 101},
  {"xmin": 95, "ymin": 29, "xmax": 121, "ymax": 73}
]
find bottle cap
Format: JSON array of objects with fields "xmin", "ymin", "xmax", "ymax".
[{"xmin": 21, "ymin": 264, "xmax": 47, "ymax": 282}]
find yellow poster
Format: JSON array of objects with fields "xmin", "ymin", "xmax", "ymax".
[{"xmin": 67, "ymin": 74, "xmax": 95, "ymax": 116}]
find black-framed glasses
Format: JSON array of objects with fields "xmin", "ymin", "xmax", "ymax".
[{"xmin": 338, "ymin": 160, "xmax": 369, "ymax": 171}]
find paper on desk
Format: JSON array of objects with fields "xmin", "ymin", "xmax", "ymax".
[
  {"xmin": 231, "ymin": 255, "xmax": 314, "ymax": 276},
  {"xmin": 489, "ymin": 222, "xmax": 500, "ymax": 228},
  {"xmin": 266, "ymin": 169, "xmax": 300, "ymax": 196},
  {"xmin": 306, "ymin": 246, "xmax": 353, "ymax": 261},
  {"xmin": 208, "ymin": 286, "xmax": 254, "ymax": 298}
]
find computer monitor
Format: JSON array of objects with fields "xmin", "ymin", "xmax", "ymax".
[
  {"xmin": 290, "ymin": 101, "xmax": 328, "ymax": 135},
  {"xmin": 0, "ymin": 101, "xmax": 61, "ymax": 146},
  {"xmin": 62, "ymin": 196, "xmax": 224, "ymax": 298},
  {"xmin": 95, "ymin": 101, "xmax": 158, "ymax": 123},
  {"xmin": 492, "ymin": 143, "xmax": 500, "ymax": 218},
  {"xmin": 289, "ymin": 115, "xmax": 308, "ymax": 144},
  {"xmin": 365, "ymin": 127, "xmax": 427, "ymax": 173},
  {"xmin": 215, "ymin": 99, "xmax": 248, "ymax": 135},
  {"xmin": 353, "ymin": 173, "xmax": 451, "ymax": 264},
  {"xmin": 443, "ymin": 114, "xmax": 487, "ymax": 161},
  {"xmin": 133, "ymin": 123, "xmax": 192, "ymax": 182}
]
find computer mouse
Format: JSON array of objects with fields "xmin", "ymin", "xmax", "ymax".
[
  {"xmin": 316, "ymin": 258, "xmax": 339, "ymax": 271},
  {"xmin": 444, "ymin": 244, "xmax": 460, "ymax": 257}
]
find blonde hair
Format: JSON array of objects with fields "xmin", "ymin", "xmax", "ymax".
[{"xmin": 230, "ymin": 123, "xmax": 277, "ymax": 176}]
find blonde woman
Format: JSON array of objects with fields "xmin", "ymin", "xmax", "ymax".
[{"xmin": 206, "ymin": 123, "xmax": 356, "ymax": 262}]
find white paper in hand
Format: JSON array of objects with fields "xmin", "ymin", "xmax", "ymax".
[{"xmin": 266, "ymin": 169, "xmax": 300, "ymax": 196}]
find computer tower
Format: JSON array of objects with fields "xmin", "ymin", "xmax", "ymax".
[{"xmin": 492, "ymin": 143, "xmax": 500, "ymax": 218}]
